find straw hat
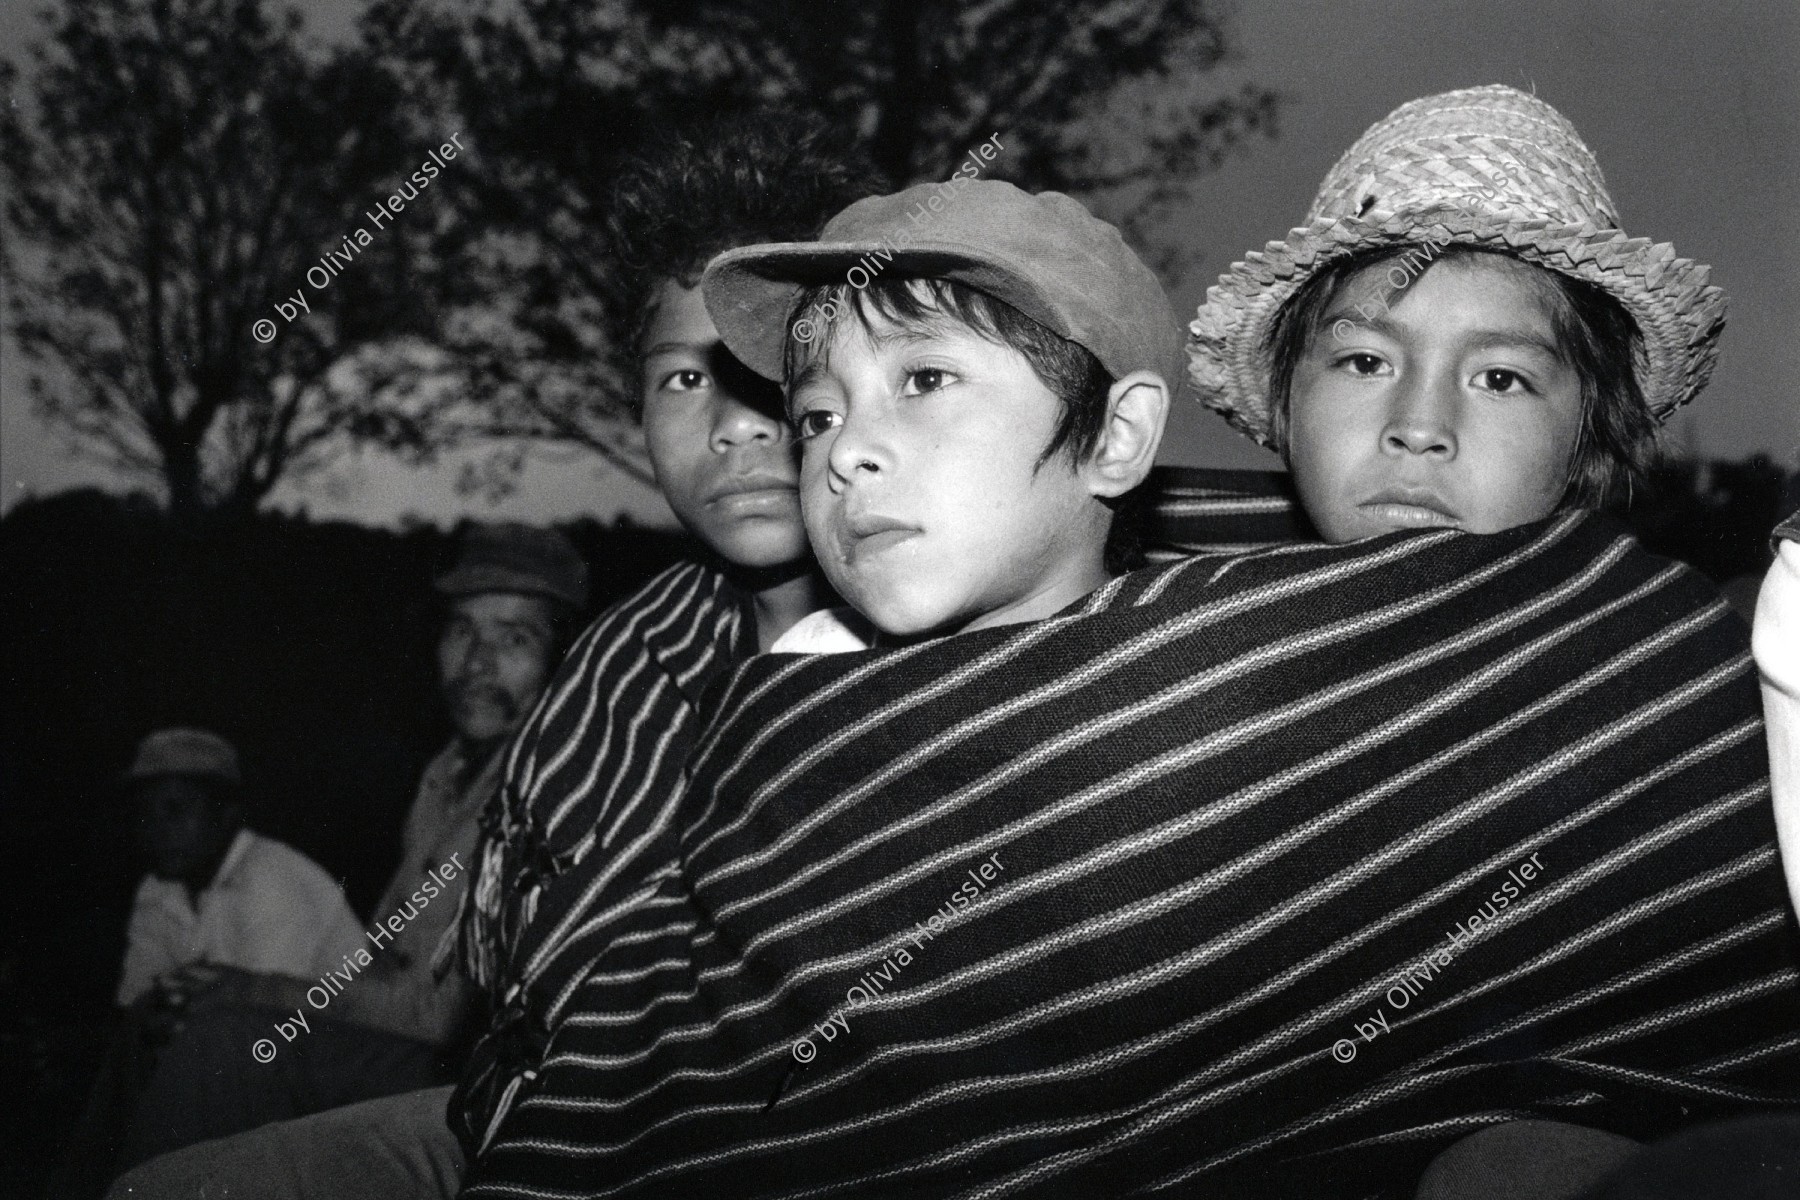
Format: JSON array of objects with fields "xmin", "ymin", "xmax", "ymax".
[{"xmin": 1188, "ymin": 85, "xmax": 1727, "ymax": 450}]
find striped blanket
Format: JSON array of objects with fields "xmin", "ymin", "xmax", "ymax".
[
  {"xmin": 451, "ymin": 468, "xmax": 1311, "ymax": 1147},
  {"xmin": 460, "ymin": 511, "xmax": 1800, "ymax": 1198},
  {"xmin": 1138, "ymin": 466, "xmax": 1313, "ymax": 562},
  {"xmin": 455, "ymin": 560, "xmax": 753, "ymax": 1147}
]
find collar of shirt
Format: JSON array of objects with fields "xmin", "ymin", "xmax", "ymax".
[
  {"xmin": 768, "ymin": 606, "xmax": 877, "ymax": 655},
  {"xmin": 137, "ymin": 826, "xmax": 253, "ymax": 920},
  {"xmin": 211, "ymin": 827, "xmax": 255, "ymax": 888}
]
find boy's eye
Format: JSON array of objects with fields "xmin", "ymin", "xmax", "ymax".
[
  {"xmin": 1476, "ymin": 368, "xmax": 1531, "ymax": 394},
  {"xmin": 793, "ymin": 410, "xmax": 842, "ymax": 440},
  {"xmin": 901, "ymin": 367, "xmax": 954, "ymax": 394},
  {"xmin": 1334, "ymin": 352, "xmax": 1390, "ymax": 376},
  {"xmin": 661, "ymin": 369, "xmax": 709, "ymax": 392}
]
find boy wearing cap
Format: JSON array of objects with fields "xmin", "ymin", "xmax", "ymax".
[
  {"xmin": 455, "ymin": 160, "xmax": 1795, "ymax": 1194},
  {"xmin": 703, "ymin": 180, "xmax": 1179, "ymax": 642},
  {"xmin": 105, "ymin": 110, "xmax": 874, "ymax": 1200}
]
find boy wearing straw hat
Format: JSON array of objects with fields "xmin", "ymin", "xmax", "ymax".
[
  {"xmin": 1181, "ymin": 84, "xmax": 1800, "ymax": 1196},
  {"xmin": 1189, "ymin": 84, "xmax": 1725, "ymax": 545}
]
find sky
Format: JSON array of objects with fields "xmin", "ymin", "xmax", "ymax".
[{"xmin": 3, "ymin": 0, "xmax": 1795, "ymax": 528}]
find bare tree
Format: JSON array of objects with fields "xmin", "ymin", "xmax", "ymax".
[
  {"xmin": 2, "ymin": 0, "xmax": 431, "ymax": 515},
  {"xmin": 362, "ymin": 0, "xmax": 1279, "ymax": 488}
]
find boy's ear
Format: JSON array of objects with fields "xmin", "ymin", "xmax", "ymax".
[{"xmin": 1082, "ymin": 371, "xmax": 1170, "ymax": 499}]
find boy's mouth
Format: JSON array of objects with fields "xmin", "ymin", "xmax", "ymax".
[
  {"xmin": 836, "ymin": 512, "xmax": 921, "ymax": 563},
  {"xmin": 705, "ymin": 472, "xmax": 799, "ymax": 513},
  {"xmin": 1359, "ymin": 487, "xmax": 1460, "ymax": 529}
]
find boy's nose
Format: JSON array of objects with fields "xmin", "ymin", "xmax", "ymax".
[
  {"xmin": 1380, "ymin": 379, "xmax": 1457, "ymax": 459},
  {"xmin": 710, "ymin": 392, "xmax": 786, "ymax": 449},
  {"xmin": 824, "ymin": 411, "xmax": 889, "ymax": 491}
]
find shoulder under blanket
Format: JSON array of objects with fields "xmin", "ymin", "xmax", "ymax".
[
  {"xmin": 452, "ymin": 467, "xmax": 1311, "ymax": 1134},
  {"xmin": 463, "ymin": 512, "xmax": 1799, "ymax": 1199}
]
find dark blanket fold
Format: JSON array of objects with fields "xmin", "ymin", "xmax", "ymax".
[{"xmin": 462, "ymin": 511, "xmax": 1800, "ymax": 1199}]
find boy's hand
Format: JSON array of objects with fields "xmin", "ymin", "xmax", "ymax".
[
  {"xmin": 135, "ymin": 966, "xmax": 226, "ymax": 1046},
  {"xmin": 162, "ymin": 961, "xmax": 224, "ymax": 993},
  {"xmin": 163, "ymin": 961, "xmax": 258, "ymax": 1011},
  {"xmin": 133, "ymin": 986, "xmax": 187, "ymax": 1047}
]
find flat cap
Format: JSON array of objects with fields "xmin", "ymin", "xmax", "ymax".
[
  {"xmin": 434, "ymin": 522, "xmax": 590, "ymax": 610},
  {"xmin": 124, "ymin": 728, "xmax": 241, "ymax": 787},
  {"xmin": 702, "ymin": 179, "xmax": 1186, "ymax": 393}
]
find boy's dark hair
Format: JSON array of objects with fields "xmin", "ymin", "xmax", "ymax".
[
  {"xmin": 1263, "ymin": 243, "xmax": 1655, "ymax": 507},
  {"xmin": 783, "ymin": 277, "xmax": 1146, "ymax": 571},
  {"xmin": 603, "ymin": 110, "xmax": 878, "ymax": 412}
]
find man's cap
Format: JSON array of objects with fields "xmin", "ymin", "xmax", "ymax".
[
  {"xmin": 434, "ymin": 522, "xmax": 590, "ymax": 611},
  {"xmin": 123, "ymin": 728, "xmax": 241, "ymax": 788},
  {"xmin": 700, "ymin": 180, "xmax": 1185, "ymax": 393}
]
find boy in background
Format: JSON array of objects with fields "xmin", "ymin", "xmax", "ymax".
[
  {"xmin": 114, "ymin": 727, "xmax": 363, "ymax": 1009},
  {"xmin": 108, "ymin": 109, "xmax": 875, "ymax": 1200},
  {"xmin": 448, "ymin": 107, "xmax": 877, "ymax": 1152}
]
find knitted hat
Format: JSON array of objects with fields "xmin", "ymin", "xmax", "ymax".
[{"xmin": 1188, "ymin": 85, "xmax": 1728, "ymax": 450}]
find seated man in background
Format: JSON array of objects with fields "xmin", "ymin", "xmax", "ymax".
[
  {"xmin": 114, "ymin": 726, "xmax": 364, "ymax": 1010},
  {"xmin": 94, "ymin": 523, "xmax": 587, "ymax": 1186},
  {"xmin": 59, "ymin": 726, "xmax": 366, "ymax": 1199}
]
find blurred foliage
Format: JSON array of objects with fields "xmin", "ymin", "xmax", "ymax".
[
  {"xmin": 346, "ymin": 0, "xmax": 1281, "ymax": 489},
  {"xmin": 1, "ymin": 0, "xmax": 443, "ymax": 516},
  {"xmin": 5, "ymin": 0, "xmax": 1280, "ymax": 510}
]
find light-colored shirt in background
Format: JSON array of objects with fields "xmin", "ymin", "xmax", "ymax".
[
  {"xmin": 116, "ymin": 828, "xmax": 364, "ymax": 1006},
  {"xmin": 335, "ymin": 741, "xmax": 495, "ymax": 1044},
  {"xmin": 1755, "ymin": 536, "xmax": 1800, "ymax": 922}
]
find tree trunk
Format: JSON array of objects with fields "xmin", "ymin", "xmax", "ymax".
[
  {"xmin": 868, "ymin": 0, "xmax": 923, "ymax": 185},
  {"xmin": 160, "ymin": 437, "xmax": 207, "ymax": 518}
]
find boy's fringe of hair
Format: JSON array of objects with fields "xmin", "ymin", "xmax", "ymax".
[
  {"xmin": 784, "ymin": 277, "xmax": 1113, "ymax": 466},
  {"xmin": 1262, "ymin": 243, "xmax": 1656, "ymax": 509},
  {"xmin": 601, "ymin": 109, "xmax": 880, "ymax": 412}
]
